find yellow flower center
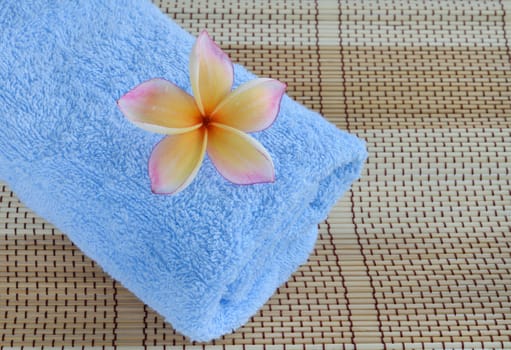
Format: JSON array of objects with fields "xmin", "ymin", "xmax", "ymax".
[{"xmin": 201, "ymin": 115, "xmax": 212, "ymax": 127}]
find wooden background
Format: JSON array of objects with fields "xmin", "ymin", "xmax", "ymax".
[{"xmin": 1, "ymin": 0, "xmax": 510, "ymax": 348}]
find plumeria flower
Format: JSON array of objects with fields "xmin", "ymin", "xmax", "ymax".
[{"xmin": 117, "ymin": 30, "xmax": 286, "ymax": 194}]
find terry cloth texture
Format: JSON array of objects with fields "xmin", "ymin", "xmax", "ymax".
[{"xmin": 0, "ymin": 0, "xmax": 366, "ymax": 342}]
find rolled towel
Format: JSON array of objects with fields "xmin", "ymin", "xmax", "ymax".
[{"xmin": 0, "ymin": 0, "xmax": 367, "ymax": 342}]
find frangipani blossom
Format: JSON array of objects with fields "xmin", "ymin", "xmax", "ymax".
[{"xmin": 118, "ymin": 30, "xmax": 286, "ymax": 194}]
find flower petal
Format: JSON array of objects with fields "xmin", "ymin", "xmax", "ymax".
[
  {"xmin": 211, "ymin": 78, "xmax": 286, "ymax": 132},
  {"xmin": 118, "ymin": 78, "xmax": 202, "ymax": 135},
  {"xmin": 189, "ymin": 30, "xmax": 234, "ymax": 116},
  {"xmin": 207, "ymin": 123, "xmax": 275, "ymax": 185},
  {"xmin": 148, "ymin": 128, "xmax": 207, "ymax": 194}
]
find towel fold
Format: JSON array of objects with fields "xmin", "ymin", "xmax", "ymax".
[{"xmin": 0, "ymin": 0, "xmax": 367, "ymax": 341}]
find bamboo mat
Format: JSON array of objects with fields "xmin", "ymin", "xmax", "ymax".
[{"xmin": 1, "ymin": 0, "xmax": 510, "ymax": 348}]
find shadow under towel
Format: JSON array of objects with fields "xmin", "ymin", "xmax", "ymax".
[{"xmin": 0, "ymin": 0, "xmax": 367, "ymax": 341}]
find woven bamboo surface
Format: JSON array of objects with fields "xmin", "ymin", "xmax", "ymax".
[{"xmin": 1, "ymin": 0, "xmax": 510, "ymax": 348}]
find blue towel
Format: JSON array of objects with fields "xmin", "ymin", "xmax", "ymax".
[{"xmin": 0, "ymin": 0, "xmax": 367, "ymax": 342}]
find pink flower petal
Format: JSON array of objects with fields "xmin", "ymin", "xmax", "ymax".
[
  {"xmin": 149, "ymin": 128, "xmax": 207, "ymax": 194},
  {"xmin": 189, "ymin": 30, "xmax": 234, "ymax": 116},
  {"xmin": 207, "ymin": 123, "xmax": 275, "ymax": 185},
  {"xmin": 211, "ymin": 78, "xmax": 286, "ymax": 132},
  {"xmin": 118, "ymin": 78, "xmax": 202, "ymax": 135}
]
